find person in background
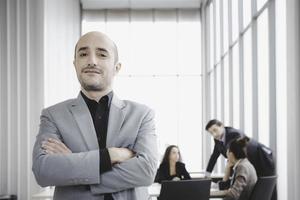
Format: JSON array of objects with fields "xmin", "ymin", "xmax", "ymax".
[
  {"xmin": 154, "ymin": 145, "xmax": 191, "ymax": 183},
  {"xmin": 205, "ymin": 119, "xmax": 276, "ymax": 200},
  {"xmin": 210, "ymin": 137, "xmax": 257, "ymax": 200},
  {"xmin": 204, "ymin": 119, "xmax": 275, "ymax": 178}
]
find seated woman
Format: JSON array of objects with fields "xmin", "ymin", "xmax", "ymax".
[
  {"xmin": 211, "ymin": 137, "xmax": 258, "ymax": 200},
  {"xmin": 154, "ymin": 145, "xmax": 191, "ymax": 183}
]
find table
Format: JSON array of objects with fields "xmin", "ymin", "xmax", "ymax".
[{"xmin": 148, "ymin": 182, "xmax": 226, "ymax": 200}]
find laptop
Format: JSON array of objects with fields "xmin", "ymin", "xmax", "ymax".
[{"xmin": 159, "ymin": 179, "xmax": 211, "ymax": 200}]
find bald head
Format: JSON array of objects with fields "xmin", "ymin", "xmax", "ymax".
[{"xmin": 74, "ymin": 31, "xmax": 119, "ymax": 64}]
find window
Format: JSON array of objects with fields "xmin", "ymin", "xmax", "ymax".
[
  {"xmin": 243, "ymin": 28, "xmax": 253, "ymax": 137},
  {"xmin": 257, "ymin": 9, "xmax": 270, "ymax": 146},
  {"xmin": 243, "ymin": 0, "xmax": 252, "ymax": 28},
  {"xmin": 209, "ymin": 3, "xmax": 214, "ymax": 71},
  {"xmin": 215, "ymin": 0, "xmax": 221, "ymax": 60},
  {"xmin": 231, "ymin": 0, "xmax": 239, "ymax": 41},
  {"xmin": 223, "ymin": 55, "xmax": 230, "ymax": 125},
  {"xmin": 232, "ymin": 43, "xmax": 240, "ymax": 128},
  {"xmin": 210, "ymin": 73, "xmax": 215, "ymax": 119},
  {"xmin": 257, "ymin": 0, "xmax": 268, "ymax": 11},
  {"xmin": 223, "ymin": 0, "xmax": 229, "ymax": 53},
  {"xmin": 216, "ymin": 64, "xmax": 221, "ymax": 119},
  {"xmin": 205, "ymin": 0, "xmax": 276, "ymax": 174}
]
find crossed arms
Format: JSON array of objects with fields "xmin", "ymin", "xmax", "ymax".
[{"xmin": 32, "ymin": 108, "xmax": 158, "ymax": 194}]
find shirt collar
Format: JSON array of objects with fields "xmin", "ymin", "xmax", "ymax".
[
  {"xmin": 80, "ymin": 90, "xmax": 113, "ymax": 108},
  {"xmin": 221, "ymin": 128, "xmax": 226, "ymax": 143},
  {"xmin": 233, "ymin": 159, "xmax": 243, "ymax": 171}
]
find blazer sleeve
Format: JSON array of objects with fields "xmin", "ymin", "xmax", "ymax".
[
  {"xmin": 32, "ymin": 108, "xmax": 101, "ymax": 187},
  {"xmin": 154, "ymin": 165, "xmax": 167, "ymax": 183},
  {"xmin": 178, "ymin": 163, "xmax": 191, "ymax": 180},
  {"xmin": 206, "ymin": 142, "xmax": 221, "ymax": 172},
  {"xmin": 225, "ymin": 168, "xmax": 248, "ymax": 200},
  {"xmin": 90, "ymin": 109, "xmax": 159, "ymax": 194}
]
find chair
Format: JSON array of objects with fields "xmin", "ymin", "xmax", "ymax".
[{"xmin": 248, "ymin": 176, "xmax": 277, "ymax": 200}]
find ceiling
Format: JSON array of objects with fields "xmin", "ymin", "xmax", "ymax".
[{"xmin": 81, "ymin": 0, "xmax": 205, "ymax": 9}]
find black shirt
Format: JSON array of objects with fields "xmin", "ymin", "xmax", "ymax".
[{"xmin": 81, "ymin": 91, "xmax": 114, "ymax": 200}]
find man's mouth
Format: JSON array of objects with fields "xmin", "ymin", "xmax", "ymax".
[{"xmin": 83, "ymin": 69, "xmax": 102, "ymax": 74}]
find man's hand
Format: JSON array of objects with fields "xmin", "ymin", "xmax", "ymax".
[
  {"xmin": 223, "ymin": 160, "xmax": 234, "ymax": 181},
  {"xmin": 108, "ymin": 147, "xmax": 135, "ymax": 164},
  {"xmin": 42, "ymin": 138, "xmax": 72, "ymax": 155},
  {"xmin": 205, "ymin": 171, "xmax": 211, "ymax": 178}
]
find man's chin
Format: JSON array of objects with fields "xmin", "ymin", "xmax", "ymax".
[{"xmin": 82, "ymin": 83, "xmax": 104, "ymax": 92}]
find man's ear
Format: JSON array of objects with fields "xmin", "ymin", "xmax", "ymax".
[{"xmin": 114, "ymin": 62, "xmax": 122, "ymax": 74}]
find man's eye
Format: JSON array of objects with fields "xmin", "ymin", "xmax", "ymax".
[
  {"xmin": 97, "ymin": 53, "xmax": 107, "ymax": 57},
  {"xmin": 79, "ymin": 53, "xmax": 87, "ymax": 57}
]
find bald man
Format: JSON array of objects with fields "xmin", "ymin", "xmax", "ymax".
[{"xmin": 32, "ymin": 32, "xmax": 158, "ymax": 200}]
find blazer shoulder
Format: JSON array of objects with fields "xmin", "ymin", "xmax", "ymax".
[
  {"xmin": 225, "ymin": 127, "xmax": 244, "ymax": 137},
  {"xmin": 236, "ymin": 159, "xmax": 256, "ymax": 176},
  {"xmin": 43, "ymin": 98, "xmax": 77, "ymax": 113},
  {"xmin": 122, "ymin": 100, "xmax": 154, "ymax": 116},
  {"xmin": 176, "ymin": 161, "xmax": 186, "ymax": 168}
]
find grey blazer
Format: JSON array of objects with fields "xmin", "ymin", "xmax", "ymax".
[
  {"xmin": 225, "ymin": 158, "xmax": 258, "ymax": 200},
  {"xmin": 32, "ymin": 93, "xmax": 158, "ymax": 200}
]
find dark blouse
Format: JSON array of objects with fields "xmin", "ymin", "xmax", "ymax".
[{"xmin": 154, "ymin": 161, "xmax": 191, "ymax": 183}]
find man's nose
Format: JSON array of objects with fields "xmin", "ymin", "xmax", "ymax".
[{"xmin": 87, "ymin": 54, "xmax": 97, "ymax": 66}]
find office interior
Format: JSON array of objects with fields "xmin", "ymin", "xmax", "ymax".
[{"xmin": 0, "ymin": 0, "xmax": 299, "ymax": 199}]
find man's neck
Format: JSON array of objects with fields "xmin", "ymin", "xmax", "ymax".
[{"xmin": 81, "ymin": 88, "xmax": 112, "ymax": 102}]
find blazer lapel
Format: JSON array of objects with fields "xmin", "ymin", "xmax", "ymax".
[
  {"xmin": 106, "ymin": 94, "xmax": 125, "ymax": 147},
  {"xmin": 69, "ymin": 93, "xmax": 98, "ymax": 150}
]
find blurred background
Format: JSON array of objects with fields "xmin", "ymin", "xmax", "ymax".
[{"xmin": 0, "ymin": 0, "xmax": 299, "ymax": 199}]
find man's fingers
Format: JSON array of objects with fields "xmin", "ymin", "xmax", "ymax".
[
  {"xmin": 45, "ymin": 141, "xmax": 65, "ymax": 153},
  {"xmin": 49, "ymin": 138, "xmax": 66, "ymax": 149},
  {"xmin": 42, "ymin": 144, "xmax": 60, "ymax": 154},
  {"xmin": 47, "ymin": 139, "xmax": 67, "ymax": 152},
  {"xmin": 42, "ymin": 138, "xmax": 71, "ymax": 154}
]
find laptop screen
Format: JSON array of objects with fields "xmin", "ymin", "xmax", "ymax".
[{"xmin": 159, "ymin": 179, "xmax": 211, "ymax": 200}]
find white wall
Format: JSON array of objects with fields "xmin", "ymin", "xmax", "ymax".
[
  {"xmin": 286, "ymin": 0, "xmax": 300, "ymax": 199},
  {"xmin": 0, "ymin": 0, "xmax": 81, "ymax": 198},
  {"xmin": 276, "ymin": 0, "xmax": 300, "ymax": 199}
]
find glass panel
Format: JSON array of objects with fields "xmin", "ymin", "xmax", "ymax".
[
  {"xmin": 243, "ymin": 0, "xmax": 252, "ymax": 28},
  {"xmin": 232, "ymin": 43, "xmax": 240, "ymax": 128},
  {"xmin": 177, "ymin": 10, "xmax": 202, "ymax": 75},
  {"xmin": 257, "ymin": 0, "xmax": 268, "ymax": 12},
  {"xmin": 114, "ymin": 76, "xmax": 178, "ymax": 152},
  {"xmin": 243, "ymin": 28, "xmax": 253, "ymax": 137},
  {"xmin": 178, "ymin": 76, "xmax": 202, "ymax": 172},
  {"xmin": 231, "ymin": 0, "xmax": 239, "ymax": 41},
  {"xmin": 81, "ymin": 11, "xmax": 106, "ymax": 34},
  {"xmin": 257, "ymin": 10, "xmax": 270, "ymax": 146},
  {"xmin": 210, "ymin": 73, "xmax": 215, "ymax": 119},
  {"xmin": 223, "ymin": 55, "xmax": 230, "ymax": 125},
  {"xmin": 127, "ymin": 10, "xmax": 155, "ymax": 75},
  {"xmin": 216, "ymin": 64, "xmax": 222, "ymax": 119},
  {"xmin": 215, "ymin": 0, "xmax": 221, "ymax": 60},
  {"xmin": 210, "ymin": 3, "xmax": 215, "ymax": 70},
  {"xmin": 153, "ymin": 10, "xmax": 178, "ymax": 75},
  {"xmin": 223, "ymin": 0, "xmax": 229, "ymax": 53}
]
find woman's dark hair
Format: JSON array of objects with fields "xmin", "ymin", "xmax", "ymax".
[
  {"xmin": 228, "ymin": 136, "xmax": 250, "ymax": 159},
  {"xmin": 205, "ymin": 119, "xmax": 223, "ymax": 131},
  {"xmin": 161, "ymin": 145, "xmax": 182, "ymax": 165}
]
